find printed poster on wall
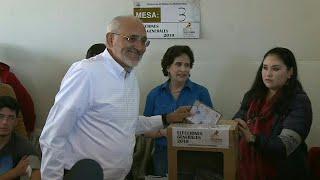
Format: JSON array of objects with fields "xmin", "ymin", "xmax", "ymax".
[{"xmin": 133, "ymin": 0, "xmax": 200, "ymax": 39}]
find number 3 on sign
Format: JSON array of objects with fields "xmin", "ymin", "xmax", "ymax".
[{"xmin": 178, "ymin": 7, "xmax": 186, "ymax": 22}]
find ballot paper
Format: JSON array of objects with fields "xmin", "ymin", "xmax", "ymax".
[{"xmin": 187, "ymin": 100, "xmax": 221, "ymax": 126}]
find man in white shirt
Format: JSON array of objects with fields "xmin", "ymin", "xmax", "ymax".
[{"xmin": 39, "ymin": 15, "xmax": 191, "ymax": 180}]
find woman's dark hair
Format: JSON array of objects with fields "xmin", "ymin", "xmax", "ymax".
[
  {"xmin": 161, "ymin": 45, "xmax": 194, "ymax": 76},
  {"xmin": 86, "ymin": 43, "xmax": 106, "ymax": 59},
  {"xmin": 0, "ymin": 96, "xmax": 20, "ymax": 116},
  {"xmin": 247, "ymin": 47, "xmax": 303, "ymax": 113}
]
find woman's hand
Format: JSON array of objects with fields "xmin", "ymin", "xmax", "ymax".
[
  {"xmin": 166, "ymin": 106, "xmax": 192, "ymax": 123},
  {"xmin": 235, "ymin": 119, "xmax": 255, "ymax": 143}
]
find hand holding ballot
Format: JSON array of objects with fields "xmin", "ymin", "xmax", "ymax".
[
  {"xmin": 166, "ymin": 106, "xmax": 192, "ymax": 123},
  {"xmin": 187, "ymin": 101, "xmax": 221, "ymax": 125}
]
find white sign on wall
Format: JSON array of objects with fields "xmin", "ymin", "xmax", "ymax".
[{"xmin": 133, "ymin": 0, "xmax": 200, "ymax": 39}]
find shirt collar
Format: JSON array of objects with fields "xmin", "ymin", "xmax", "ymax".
[
  {"xmin": 102, "ymin": 48, "xmax": 130, "ymax": 78},
  {"xmin": 161, "ymin": 79, "xmax": 193, "ymax": 92}
]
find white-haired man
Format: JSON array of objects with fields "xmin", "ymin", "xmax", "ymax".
[{"xmin": 39, "ymin": 16, "xmax": 190, "ymax": 180}]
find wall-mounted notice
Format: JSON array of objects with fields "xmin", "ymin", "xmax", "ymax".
[{"xmin": 133, "ymin": 0, "xmax": 200, "ymax": 39}]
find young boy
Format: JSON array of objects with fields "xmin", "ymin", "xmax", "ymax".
[{"xmin": 0, "ymin": 96, "xmax": 40, "ymax": 179}]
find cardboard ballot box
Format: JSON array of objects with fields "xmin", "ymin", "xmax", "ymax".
[{"xmin": 167, "ymin": 120, "xmax": 239, "ymax": 180}]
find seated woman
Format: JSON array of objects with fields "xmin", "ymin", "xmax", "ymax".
[
  {"xmin": 144, "ymin": 45, "xmax": 213, "ymax": 176},
  {"xmin": 233, "ymin": 47, "xmax": 312, "ymax": 180}
]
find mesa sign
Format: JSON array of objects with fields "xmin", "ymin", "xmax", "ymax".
[{"xmin": 134, "ymin": 8, "xmax": 161, "ymax": 23}]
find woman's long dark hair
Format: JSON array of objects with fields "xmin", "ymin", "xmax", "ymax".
[{"xmin": 247, "ymin": 47, "xmax": 304, "ymax": 114}]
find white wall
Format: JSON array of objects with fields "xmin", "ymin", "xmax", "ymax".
[{"xmin": 1, "ymin": 0, "xmax": 319, "ymax": 147}]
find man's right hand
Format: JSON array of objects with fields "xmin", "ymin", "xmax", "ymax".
[{"xmin": 166, "ymin": 106, "xmax": 192, "ymax": 123}]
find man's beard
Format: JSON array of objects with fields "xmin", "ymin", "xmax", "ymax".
[{"xmin": 122, "ymin": 47, "xmax": 144, "ymax": 68}]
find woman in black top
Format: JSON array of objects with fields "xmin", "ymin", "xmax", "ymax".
[{"xmin": 233, "ymin": 47, "xmax": 312, "ymax": 180}]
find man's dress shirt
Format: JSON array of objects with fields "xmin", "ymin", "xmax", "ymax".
[{"xmin": 39, "ymin": 49, "xmax": 163, "ymax": 180}]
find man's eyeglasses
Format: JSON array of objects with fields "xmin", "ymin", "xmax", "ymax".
[
  {"xmin": 0, "ymin": 114, "xmax": 16, "ymax": 122},
  {"xmin": 111, "ymin": 33, "xmax": 150, "ymax": 47}
]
